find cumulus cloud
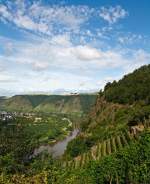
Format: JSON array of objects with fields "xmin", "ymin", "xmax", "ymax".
[
  {"xmin": 5, "ymin": 35, "xmax": 127, "ymax": 72},
  {"xmin": 1, "ymin": 34, "xmax": 149, "ymax": 75},
  {"xmin": 99, "ymin": 5, "xmax": 128, "ymax": 24},
  {"xmin": 0, "ymin": 39, "xmax": 149, "ymax": 94},
  {"xmin": 72, "ymin": 45, "xmax": 101, "ymax": 61}
]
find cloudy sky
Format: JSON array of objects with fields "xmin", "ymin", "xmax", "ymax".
[{"xmin": 0, "ymin": 0, "xmax": 150, "ymax": 95}]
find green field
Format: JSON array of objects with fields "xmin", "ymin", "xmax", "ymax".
[{"xmin": 25, "ymin": 115, "xmax": 73, "ymax": 145}]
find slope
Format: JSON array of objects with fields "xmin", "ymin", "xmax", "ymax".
[{"xmin": 0, "ymin": 94, "xmax": 97, "ymax": 114}]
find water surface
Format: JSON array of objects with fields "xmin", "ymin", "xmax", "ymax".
[{"xmin": 32, "ymin": 129, "xmax": 79, "ymax": 158}]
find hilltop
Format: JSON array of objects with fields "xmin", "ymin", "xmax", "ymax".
[{"xmin": 104, "ymin": 65, "xmax": 150, "ymax": 104}]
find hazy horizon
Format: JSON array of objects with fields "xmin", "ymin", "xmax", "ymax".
[{"xmin": 0, "ymin": 88, "xmax": 99, "ymax": 97}]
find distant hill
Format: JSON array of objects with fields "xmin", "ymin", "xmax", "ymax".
[{"xmin": 0, "ymin": 94, "xmax": 97, "ymax": 114}]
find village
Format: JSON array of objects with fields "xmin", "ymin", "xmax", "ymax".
[{"xmin": 0, "ymin": 111, "xmax": 36, "ymax": 122}]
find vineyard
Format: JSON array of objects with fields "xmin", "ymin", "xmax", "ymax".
[{"xmin": 63, "ymin": 120, "xmax": 150, "ymax": 169}]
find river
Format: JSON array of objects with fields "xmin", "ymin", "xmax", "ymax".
[{"xmin": 31, "ymin": 128, "xmax": 79, "ymax": 158}]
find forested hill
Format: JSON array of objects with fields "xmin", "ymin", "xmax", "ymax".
[
  {"xmin": 0, "ymin": 94, "xmax": 97, "ymax": 114},
  {"xmin": 65, "ymin": 64, "xmax": 150, "ymax": 162},
  {"xmin": 103, "ymin": 65, "xmax": 150, "ymax": 104}
]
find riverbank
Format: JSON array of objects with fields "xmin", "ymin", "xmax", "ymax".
[{"xmin": 30, "ymin": 129, "xmax": 79, "ymax": 158}]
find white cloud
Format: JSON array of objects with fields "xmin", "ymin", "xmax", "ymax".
[
  {"xmin": 0, "ymin": 1, "xmax": 129, "ymax": 38},
  {"xmin": 51, "ymin": 34, "xmax": 71, "ymax": 46},
  {"xmin": 0, "ymin": 42, "xmax": 149, "ymax": 94},
  {"xmin": 120, "ymin": 49, "xmax": 150, "ymax": 75},
  {"xmin": 99, "ymin": 5, "xmax": 128, "ymax": 24},
  {"xmin": 1, "ymin": 35, "xmax": 149, "ymax": 75},
  {"xmin": 0, "ymin": 58, "xmax": 17, "ymax": 83},
  {"xmin": 0, "ymin": 1, "xmax": 149, "ymax": 95},
  {"xmin": 0, "ymin": 1, "xmax": 93, "ymax": 35},
  {"xmin": 118, "ymin": 34, "xmax": 143, "ymax": 44},
  {"xmin": 133, "ymin": 49, "xmax": 150, "ymax": 62},
  {"xmin": 0, "ymin": 72, "xmax": 17, "ymax": 83},
  {"xmin": 71, "ymin": 45, "xmax": 101, "ymax": 61},
  {"xmin": 9, "ymin": 36, "xmax": 127, "ymax": 71}
]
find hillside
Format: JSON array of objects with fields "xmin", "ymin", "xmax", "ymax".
[
  {"xmin": 104, "ymin": 65, "xmax": 150, "ymax": 104},
  {"xmin": 65, "ymin": 64, "xmax": 150, "ymax": 159},
  {"xmin": 0, "ymin": 94, "xmax": 97, "ymax": 114},
  {"xmin": 78, "ymin": 64, "xmax": 150, "ymax": 144},
  {"xmin": 58, "ymin": 65, "xmax": 150, "ymax": 183},
  {"xmin": 1, "ymin": 65, "xmax": 150, "ymax": 184}
]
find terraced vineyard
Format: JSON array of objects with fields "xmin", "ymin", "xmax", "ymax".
[{"xmin": 63, "ymin": 120, "xmax": 150, "ymax": 169}]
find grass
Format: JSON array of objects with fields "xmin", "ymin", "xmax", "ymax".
[{"xmin": 24, "ymin": 115, "xmax": 74, "ymax": 146}]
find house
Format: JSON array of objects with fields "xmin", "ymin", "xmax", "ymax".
[{"xmin": 34, "ymin": 117, "xmax": 42, "ymax": 123}]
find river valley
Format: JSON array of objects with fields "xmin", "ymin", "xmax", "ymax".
[{"xmin": 31, "ymin": 128, "xmax": 79, "ymax": 158}]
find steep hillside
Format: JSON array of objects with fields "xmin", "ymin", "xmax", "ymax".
[
  {"xmin": 85, "ymin": 64, "xmax": 150, "ymax": 140},
  {"xmin": 35, "ymin": 95, "xmax": 82, "ymax": 113},
  {"xmin": 0, "ymin": 96, "xmax": 6, "ymax": 105},
  {"xmin": 0, "ymin": 94, "xmax": 97, "ymax": 114},
  {"xmin": 35, "ymin": 95, "xmax": 97, "ymax": 114},
  {"xmin": 0, "ymin": 95, "xmax": 33, "ymax": 112},
  {"xmin": 65, "ymin": 65, "xmax": 150, "ymax": 158},
  {"xmin": 24, "ymin": 95, "xmax": 49, "ymax": 107},
  {"xmin": 104, "ymin": 64, "xmax": 150, "ymax": 104}
]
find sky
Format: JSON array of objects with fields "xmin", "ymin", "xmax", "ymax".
[{"xmin": 0, "ymin": 0, "xmax": 150, "ymax": 95}]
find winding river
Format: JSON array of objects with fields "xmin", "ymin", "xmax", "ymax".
[{"xmin": 31, "ymin": 128, "xmax": 79, "ymax": 158}]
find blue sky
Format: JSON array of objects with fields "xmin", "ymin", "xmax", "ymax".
[{"xmin": 0, "ymin": 0, "xmax": 150, "ymax": 95}]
